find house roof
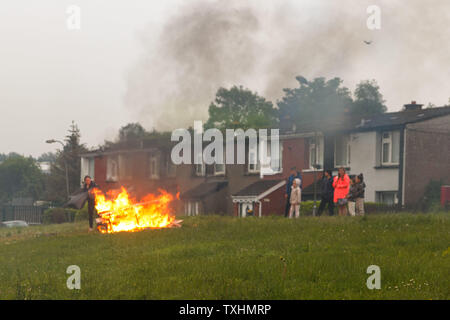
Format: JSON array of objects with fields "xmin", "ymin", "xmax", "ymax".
[
  {"xmin": 182, "ymin": 181, "xmax": 228, "ymax": 200},
  {"xmin": 232, "ymin": 179, "xmax": 285, "ymax": 198},
  {"xmin": 281, "ymin": 105, "xmax": 450, "ymax": 135}
]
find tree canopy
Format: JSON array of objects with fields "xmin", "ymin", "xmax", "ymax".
[
  {"xmin": 351, "ymin": 80, "xmax": 387, "ymax": 116},
  {"xmin": 0, "ymin": 156, "xmax": 45, "ymax": 203},
  {"xmin": 277, "ymin": 76, "xmax": 387, "ymax": 124},
  {"xmin": 205, "ymin": 86, "xmax": 278, "ymax": 130},
  {"xmin": 118, "ymin": 123, "xmax": 147, "ymax": 142}
]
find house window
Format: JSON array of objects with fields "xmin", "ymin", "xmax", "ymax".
[
  {"xmin": 214, "ymin": 163, "xmax": 225, "ymax": 175},
  {"xmin": 248, "ymin": 143, "xmax": 260, "ymax": 173},
  {"xmin": 149, "ymin": 153, "xmax": 160, "ymax": 179},
  {"xmin": 239, "ymin": 202, "xmax": 254, "ymax": 217},
  {"xmin": 193, "ymin": 151, "xmax": 205, "ymax": 176},
  {"xmin": 106, "ymin": 155, "xmax": 118, "ymax": 182},
  {"xmin": 185, "ymin": 201, "xmax": 200, "ymax": 216},
  {"xmin": 381, "ymin": 131, "xmax": 400, "ymax": 165},
  {"xmin": 194, "ymin": 163, "xmax": 205, "ymax": 176},
  {"xmin": 81, "ymin": 157, "xmax": 95, "ymax": 184},
  {"xmin": 260, "ymin": 141, "xmax": 282, "ymax": 174},
  {"xmin": 309, "ymin": 136, "xmax": 323, "ymax": 169},
  {"xmin": 376, "ymin": 191, "xmax": 398, "ymax": 205},
  {"xmin": 214, "ymin": 152, "xmax": 226, "ymax": 175},
  {"xmin": 334, "ymin": 135, "xmax": 350, "ymax": 167},
  {"xmin": 119, "ymin": 154, "xmax": 133, "ymax": 180}
]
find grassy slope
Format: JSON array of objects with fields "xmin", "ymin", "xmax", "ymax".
[{"xmin": 0, "ymin": 214, "xmax": 449, "ymax": 300}]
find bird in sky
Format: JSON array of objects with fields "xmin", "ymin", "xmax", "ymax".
[{"xmin": 364, "ymin": 40, "xmax": 372, "ymax": 45}]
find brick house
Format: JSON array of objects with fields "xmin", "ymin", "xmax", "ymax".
[{"xmin": 278, "ymin": 102, "xmax": 450, "ymax": 206}]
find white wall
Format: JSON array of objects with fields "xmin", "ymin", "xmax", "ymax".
[
  {"xmin": 347, "ymin": 131, "xmax": 399, "ymax": 202},
  {"xmin": 80, "ymin": 157, "xmax": 95, "ymax": 186}
]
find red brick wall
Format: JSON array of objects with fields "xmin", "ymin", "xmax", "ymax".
[
  {"xmin": 404, "ymin": 116, "xmax": 450, "ymax": 205},
  {"xmin": 262, "ymin": 137, "xmax": 308, "ymax": 181},
  {"xmin": 260, "ymin": 184, "xmax": 286, "ymax": 216}
]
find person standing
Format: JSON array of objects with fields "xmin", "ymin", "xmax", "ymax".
[
  {"xmin": 284, "ymin": 167, "xmax": 302, "ymax": 217},
  {"xmin": 289, "ymin": 178, "xmax": 301, "ymax": 218},
  {"xmin": 318, "ymin": 170, "xmax": 334, "ymax": 216},
  {"xmin": 354, "ymin": 174, "xmax": 366, "ymax": 215},
  {"xmin": 83, "ymin": 175, "xmax": 98, "ymax": 232},
  {"xmin": 332, "ymin": 167, "xmax": 350, "ymax": 216},
  {"xmin": 346, "ymin": 177, "xmax": 357, "ymax": 216}
]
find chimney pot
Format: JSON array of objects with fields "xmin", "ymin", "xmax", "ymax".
[{"xmin": 403, "ymin": 101, "xmax": 423, "ymax": 111}]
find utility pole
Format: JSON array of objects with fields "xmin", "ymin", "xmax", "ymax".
[{"xmin": 312, "ymin": 131, "xmax": 318, "ymax": 217}]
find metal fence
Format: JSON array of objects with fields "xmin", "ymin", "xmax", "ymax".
[{"xmin": 0, "ymin": 205, "xmax": 47, "ymax": 225}]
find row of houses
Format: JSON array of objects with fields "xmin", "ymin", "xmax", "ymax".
[{"xmin": 80, "ymin": 102, "xmax": 450, "ymax": 217}]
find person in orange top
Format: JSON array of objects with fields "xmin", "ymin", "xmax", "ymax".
[{"xmin": 332, "ymin": 167, "xmax": 350, "ymax": 216}]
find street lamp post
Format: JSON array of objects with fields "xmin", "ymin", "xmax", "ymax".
[
  {"xmin": 46, "ymin": 139, "xmax": 70, "ymax": 199},
  {"xmin": 312, "ymin": 131, "xmax": 318, "ymax": 217}
]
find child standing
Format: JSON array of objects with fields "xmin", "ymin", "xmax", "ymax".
[
  {"xmin": 355, "ymin": 174, "xmax": 366, "ymax": 215},
  {"xmin": 346, "ymin": 177, "xmax": 357, "ymax": 216},
  {"xmin": 289, "ymin": 178, "xmax": 301, "ymax": 218}
]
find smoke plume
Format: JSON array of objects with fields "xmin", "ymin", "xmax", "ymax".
[{"xmin": 124, "ymin": 0, "xmax": 450, "ymax": 131}]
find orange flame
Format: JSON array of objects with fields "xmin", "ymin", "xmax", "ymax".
[{"xmin": 92, "ymin": 187, "xmax": 176, "ymax": 234}]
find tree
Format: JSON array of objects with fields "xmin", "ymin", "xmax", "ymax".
[
  {"xmin": 38, "ymin": 152, "xmax": 57, "ymax": 162},
  {"xmin": 118, "ymin": 123, "xmax": 147, "ymax": 142},
  {"xmin": 0, "ymin": 152, "xmax": 22, "ymax": 162},
  {"xmin": 277, "ymin": 76, "xmax": 353, "ymax": 124},
  {"xmin": 205, "ymin": 86, "xmax": 278, "ymax": 130},
  {"xmin": 0, "ymin": 156, "xmax": 45, "ymax": 203},
  {"xmin": 351, "ymin": 80, "xmax": 387, "ymax": 116},
  {"xmin": 45, "ymin": 121, "xmax": 87, "ymax": 204}
]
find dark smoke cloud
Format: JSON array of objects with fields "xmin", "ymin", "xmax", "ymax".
[{"xmin": 124, "ymin": 0, "xmax": 450, "ymax": 131}]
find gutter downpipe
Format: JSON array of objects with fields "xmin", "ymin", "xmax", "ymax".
[
  {"xmin": 257, "ymin": 200, "xmax": 262, "ymax": 217},
  {"xmin": 398, "ymin": 126, "xmax": 406, "ymax": 209}
]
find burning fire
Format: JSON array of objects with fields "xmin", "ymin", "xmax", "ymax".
[{"xmin": 92, "ymin": 187, "xmax": 180, "ymax": 233}]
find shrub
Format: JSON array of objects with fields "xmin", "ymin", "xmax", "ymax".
[
  {"xmin": 43, "ymin": 204, "xmax": 89, "ymax": 224},
  {"xmin": 43, "ymin": 208, "xmax": 67, "ymax": 224},
  {"xmin": 298, "ymin": 201, "xmax": 400, "ymax": 216},
  {"xmin": 74, "ymin": 203, "xmax": 89, "ymax": 221}
]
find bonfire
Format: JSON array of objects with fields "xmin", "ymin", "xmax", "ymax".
[{"xmin": 92, "ymin": 187, "xmax": 182, "ymax": 233}]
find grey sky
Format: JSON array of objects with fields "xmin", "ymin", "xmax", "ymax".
[{"xmin": 1, "ymin": 0, "xmax": 449, "ymax": 157}]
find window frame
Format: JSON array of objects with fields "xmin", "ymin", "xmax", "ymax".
[
  {"xmin": 381, "ymin": 131, "xmax": 399, "ymax": 165},
  {"xmin": 148, "ymin": 153, "xmax": 160, "ymax": 180},
  {"xmin": 309, "ymin": 136, "xmax": 324, "ymax": 170},
  {"xmin": 106, "ymin": 155, "xmax": 118, "ymax": 182},
  {"xmin": 213, "ymin": 150, "xmax": 226, "ymax": 176},
  {"xmin": 118, "ymin": 154, "xmax": 133, "ymax": 180},
  {"xmin": 376, "ymin": 191, "xmax": 398, "ymax": 205},
  {"xmin": 247, "ymin": 143, "xmax": 260, "ymax": 173},
  {"xmin": 334, "ymin": 135, "xmax": 351, "ymax": 168}
]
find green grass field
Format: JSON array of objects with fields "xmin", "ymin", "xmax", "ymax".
[{"xmin": 0, "ymin": 213, "xmax": 449, "ymax": 300}]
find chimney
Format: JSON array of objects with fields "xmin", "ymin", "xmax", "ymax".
[{"xmin": 403, "ymin": 101, "xmax": 423, "ymax": 111}]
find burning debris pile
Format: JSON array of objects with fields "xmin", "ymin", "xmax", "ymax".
[{"xmin": 93, "ymin": 187, "xmax": 182, "ymax": 234}]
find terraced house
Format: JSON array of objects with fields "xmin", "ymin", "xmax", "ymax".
[{"xmin": 80, "ymin": 101, "xmax": 450, "ymax": 216}]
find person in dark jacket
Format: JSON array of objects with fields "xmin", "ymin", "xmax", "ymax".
[
  {"xmin": 284, "ymin": 167, "xmax": 302, "ymax": 217},
  {"xmin": 346, "ymin": 177, "xmax": 358, "ymax": 216},
  {"xmin": 354, "ymin": 173, "xmax": 366, "ymax": 215},
  {"xmin": 318, "ymin": 170, "xmax": 334, "ymax": 216},
  {"xmin": 82, "ymin": 175, "xmax": 98, "ymax": 231}
]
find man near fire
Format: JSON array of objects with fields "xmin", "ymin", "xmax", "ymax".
[
  {"xmin": 284, "ymin": 167, "xmax": 302, "ymax": 217},
  {"xmin": 83, "ymin": 175, "xmax": 98, "ymax": 232}
]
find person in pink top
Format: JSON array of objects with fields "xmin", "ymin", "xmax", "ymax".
[{"xmin": 332, "ymin": 167, "xmax": 350, "ymax": 216}]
